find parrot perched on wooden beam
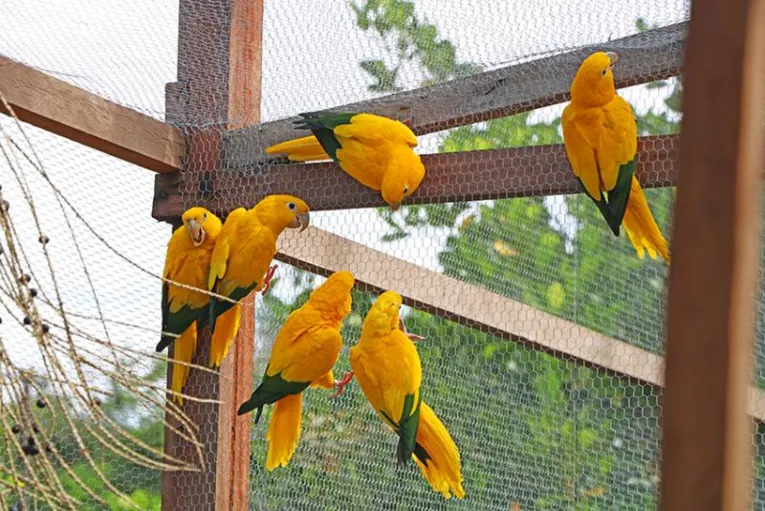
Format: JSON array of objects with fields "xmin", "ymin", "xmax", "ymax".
[
  {"xmin": 334, "ymin": 291, "xmax": 465, "ymax": 499},
  {"xmin": 205, "ymin": 195, "xmax": 311, "ymax": 367},
  {"xmin": 265, "ymin": 112, "xmax": 426, "ymax": 211},
  {"xmin": 237, "ymin": 270, "xmax": 355, "ymax": 471},
  {"xmin": 562, "ymin": 51, "xmax": 670, "ymax": 262},
  {"xmin": 158, "ymin": 207, "xmax": 221, "ymax": 404}
]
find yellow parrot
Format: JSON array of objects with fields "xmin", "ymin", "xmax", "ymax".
[
  {"xmin": 265, "ymin": 112, "xmax": 426, "ymax": 211},
  {"xmin": 334, "ymin": 291, "xmax": 465, "ymax": 499},
  {"xmin": 158, "ymin": 207, "xmax": 230, "ymax": 404},
  {"xmin": 562, "ymin": 51, "xmax": 670, "ymax": 262},
  {"xmin": 206, "ymin": 195, "xmax": 311, "ymax": 364},
  {"xmin": 237, "ymin": 270, "xmax": 355, "ymax": 471}
]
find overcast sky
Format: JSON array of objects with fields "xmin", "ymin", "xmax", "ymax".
[{"xmin": 0, "ymin": 0, "xmax": 687, "ymax": 378}]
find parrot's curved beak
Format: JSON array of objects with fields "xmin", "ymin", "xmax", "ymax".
[
  {"xmin": 605, "ymin": 51, "xmax": 619, "ymax": 66},
  {"xmin": 389, "ymin": 201, "xmax": 402, "ymax": 211},
  {"xmin": 187, "ymin": 219, "xmax": 205, "ymax": 246},
  {"xmin": 289, "ymin": 212, "xmax": 311, "ymax": 232}
]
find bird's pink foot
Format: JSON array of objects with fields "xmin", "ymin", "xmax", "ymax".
[
  {"xmin": 399, "ymin": 317, "xmax": 425, "ymax": 342},
  {"xmin": 261, "ymin": 264, "xmax": 279, "ymax": 296},
  {"xmin": 332, "ymin": 371, "xmax": 355, "ymax": 398}
]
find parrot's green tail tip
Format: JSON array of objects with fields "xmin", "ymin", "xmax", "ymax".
[{"xmin": 155, "ymin": 337, "xmax": 171, "ymax": 353}]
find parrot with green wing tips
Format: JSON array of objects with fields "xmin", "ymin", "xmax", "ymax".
[
  {"xmin": 562, "ymin": 51, "xmax": 670, "ymax": 262},
  {"xmin": 265, "ymin": 112, "xmax": 426, "ymax": 211},
  {"xmin": 159, "ymin": 207, "xmax": 223, "ymax": 403},
  {"xmin": 206, "ymin": 196, "xmax": 310, "ymax": 362},
  {"xmin": 334, "ymin": 291, "xmax": 465, "ymax": 499},
  {"xmin": 237, "ymin": 270, "xmax": 355, "ymax": 470}
]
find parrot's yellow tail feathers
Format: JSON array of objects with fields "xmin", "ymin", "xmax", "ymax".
[
  {"xmin": 622, "ymin": 176, "xmax": 671, "ymax": 263},
  {"xmin": 413, "ymin": 403, "xmax": 465, "ymax": 499},
  {"xmin": 170, "ymin": 325, "xmax": 198, "ymax": 405},
  {"xmin": 209, "ymin": 303, "xmax": 241, "ymax": 368},
  {"xmin": 265, "ymin": 135, "xmax": 329, "ymax": 162},
  {"xmin": 266, "ymin": 392, "xmax": 303, "ymax": 471}
]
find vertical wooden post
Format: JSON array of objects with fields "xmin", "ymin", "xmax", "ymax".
[
  {"xmin": 161, "ymin": 1, "xmax": 263, "ymax": 509},
  {"xmin": 660, "ymin": 0, "xmax": 765, "ymax": 509}
]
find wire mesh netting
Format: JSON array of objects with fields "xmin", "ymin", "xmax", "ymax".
[{"xmin": 2, "ymin": 0, "xmax": 765, "ymax": 510}]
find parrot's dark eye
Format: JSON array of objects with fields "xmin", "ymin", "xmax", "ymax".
[
  {"xmin": 202, "ymin": 213, "xmax": 207, "ymax": 221},
  {"xmin": 601, "ymin": 68, "xmax": 608, "ymax": 77},
  {"xmin": 403, "ymin": 185, "xmax": 409, "ymax": 195},
  {"xmin": 287, "ymin": 202, "xmax": 296, "ymax": 211}
]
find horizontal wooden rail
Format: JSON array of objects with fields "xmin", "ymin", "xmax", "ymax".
[
  {"xmin": 224, "ymin": 22, "xmax": 686, "ymax": 168},
  {"xmin": 152, "ymin": 135, "xmax": 677, "ymax": 221},
  {"xmin": 276, "ymin": 226, "xmax": 765, "ymax": 422},
  {"xmin": 0, "ymin": 55, "xmax": 184, "ymax": 173}
]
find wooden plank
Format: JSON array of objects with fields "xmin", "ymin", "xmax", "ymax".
[
  {"xmin": 659, "ymin": 0, "xmax": 765, "ymax": 508},
  {"xmin": 0, "ymin": 55, "xmax": 183, "ymax": 173},
  {"xmin": 160, "ymin": 0, "xmax": 234, "ymax": 509},
  {"xmin": 275, "ymin": 226, "xmax": 765, "ymax": 422},
  {"xmin": 153, "ymin": 135, "xmax": 677, "ymax": 221},
  {"xmin": 224, "ymin": 22, "xmax": 686, "ymax": 168},
  {"xmin": 214, "ymin": 2, "xmax": 263, "ymax": 510}
]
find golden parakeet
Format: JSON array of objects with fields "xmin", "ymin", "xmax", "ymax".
[
  {"xmin": 206, "ymin": 195, "xmax": 310, "ymax": 365},
  {"xmin": 562, "ymin": 51, "xmax": 670, "ymax": 262},
  {"xmin": 334, "ymin": 291, "xmax": 465, "ymax": 499},
  {"xmin": 237, "ymin": 270, "xmax": 355, "ymax": 470},
  {"xmin": 265, "ymin": 112, "xmax": 426, "ymax": 211},
  {"xmin": 159, "ymin": 207, "xmax": 231, "ymax": 403}
]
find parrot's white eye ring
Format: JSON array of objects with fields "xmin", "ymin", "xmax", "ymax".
[{"xmin": 287, "ymin": 202, "xmax": 296, "ymax": 211}]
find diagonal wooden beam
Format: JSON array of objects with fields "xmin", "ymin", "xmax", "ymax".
[
  {"xmin": 224, "ymin": 22, "xmax": 686, "ymax": 168},
  {"xmin": 152, "ymin": 135, "xmax": 677, "ymax": 221},
  {"xmin": 0, "ymin": 55, "xmax": 184, "ymax": 173},
  {"xmin": 276, "ymin": 226, "xmax": 765, "ymax": 423}
]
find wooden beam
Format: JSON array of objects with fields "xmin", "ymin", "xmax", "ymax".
[
  {"xmin": 659, "ymin": 0, "xmax": 765, "ymax": 508},
  {"xmin": 153, "ymin": 135, "xmax": 677, "ymax": 221},
  {"xmin": 224, "ymin": 22, "xmax": 686, "ymax": 168},
  {"xmin": 161, "ymin": 1, "xmax": 262, "ymax": 510},
  {"xmin": 276, "ymin": 226, "xmax": 765, "ymax": 422},
  {"xmin": 215, "ymin": 2, "xmax": 262, "ymax": 510},
  {"xmin": 0, "ymin": 55, "xmax": 183, "ymax": 173}
]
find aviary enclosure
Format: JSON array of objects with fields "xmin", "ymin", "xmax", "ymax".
[{"xmin": 0, "ymin": 0, "xmax": 762, "ymax": 509}]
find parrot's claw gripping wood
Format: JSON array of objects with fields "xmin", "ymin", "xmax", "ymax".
[
  {"xmin": 332, "ymin": 371, "xmax": 355, "ymax": 398},
  {"xmin": 399, "ymin": 317, "xmax": 425, "ymax": 342},
  {"xmin": 261, "ymin": 264, "xmax": 279, "ymax": 296}
]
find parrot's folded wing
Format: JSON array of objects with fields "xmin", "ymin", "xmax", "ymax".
[
  {"xmin": 335, "ymin": 113, "xmax": 418, "ymax": 147},
  {"xmin": 207, "ymin": 207, "xmax": 247, "ymax": 291}
]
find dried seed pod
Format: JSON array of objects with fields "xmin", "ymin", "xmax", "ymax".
[
  {"xmin": 38, "ymin": 235, "xmax": 50, "ymax": 245},
  {"xmin": 35, "ymin": 399, "xmax": 46, "ymax": 409},
  {"xmin": 23, "ymin": 316, "xmax": 31, "ymax": 326},
  {"xmin": 19, "ymin": 274, "xmax": 31, "ymax": 284},
  {"xmin": 29, "ymin": 288, "xmax": 38, "ymax": 298},
  {"xmin": 11, "ymin": 424, "xmax": 20, "ymax": 434},
  {"xmin": 41, "ymin": 324, "xmax": 49, "ymax": 334}
]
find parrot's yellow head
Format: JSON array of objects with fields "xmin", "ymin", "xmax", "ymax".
[
  {"xmin": 181, "ymin": 207, "xmax": 221, "ymax": 247},
  {"xmin": 363, "ymin": 290, "xmax": 403, "ymax": 336},
  {"xmin": 570, "ymin": 51, "xmax": 618, "ymax": 108},
  {"xmin": 253, "ymin": 194, "xmax": 311, "ymax": 233},
  {"xmin": 381, "ymin": 149, "xmax": 426, "ymax": 211},
  {"xmin": 309, "ymin": 270, "xmax": 355, "ymax": 319}
]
